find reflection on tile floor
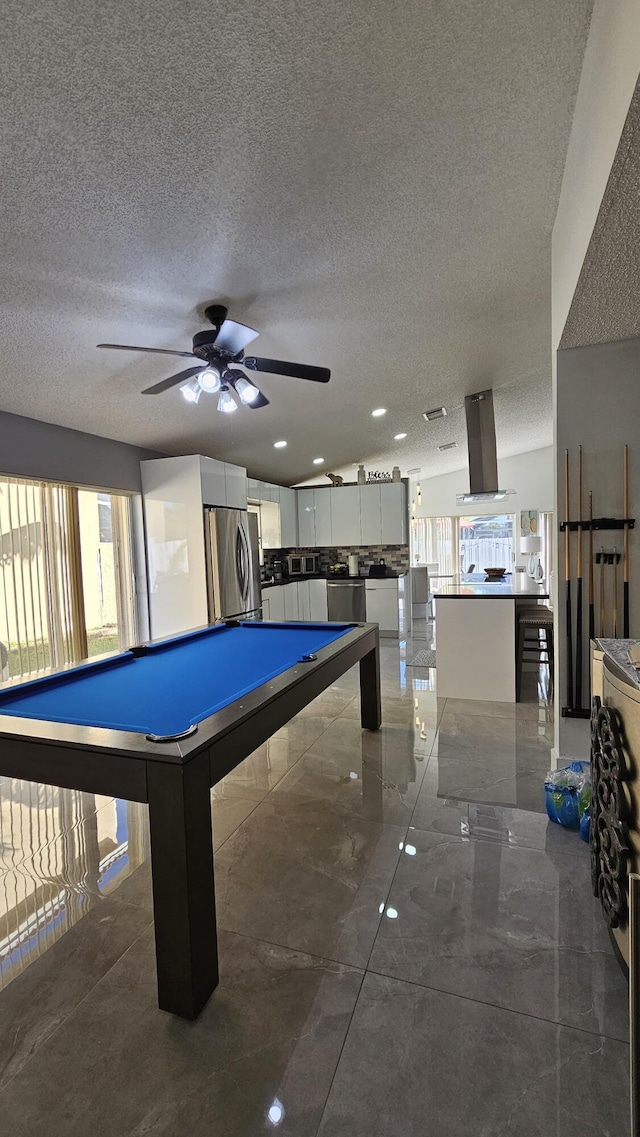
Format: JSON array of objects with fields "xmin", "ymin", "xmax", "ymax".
[{"xmin": 0, "ymin": 639, "xmax": 630, "ymax": 1135}]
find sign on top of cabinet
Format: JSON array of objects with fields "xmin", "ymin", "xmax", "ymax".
[{"xmin": 295, "ymin": 482, "xmax": 407, "ymax": 547}]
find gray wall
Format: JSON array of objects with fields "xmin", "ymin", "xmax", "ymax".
[
  {"xmin": 0, "ymin": 411, "xmax": 165, "ymax": 492},
  {"xmin": 555, "ymin": 335, "xmax": 640, "ymax": 759}
]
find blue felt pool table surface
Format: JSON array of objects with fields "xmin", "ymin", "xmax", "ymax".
[{"xmin": 0, "ymin": 622, "xmax": 353, "ymax": 737}]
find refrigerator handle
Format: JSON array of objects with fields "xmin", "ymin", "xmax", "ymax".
[{"xmin": 236, "ymin": 522, "xmax": 250, "ymax": 606}]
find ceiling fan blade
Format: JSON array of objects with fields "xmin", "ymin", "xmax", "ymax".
[
  {"xmin": 98, "ymin": 343, "xmax": 198, "ymax": 359},
  {"xmin": 242, "ymin": 356, "xmax": 330, "ymax": 383},
  {"xmin": 214, "ymin": 319, "xmax": 259, "ymax": 355},
  {"xmin": 141, "ymin": 365, "xmax": 204, "ymax": 395}
]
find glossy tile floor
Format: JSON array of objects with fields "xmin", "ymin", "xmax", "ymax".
[{"xmin": 0, "ymin": 631, "xmax": 630, "ymax": 1136}]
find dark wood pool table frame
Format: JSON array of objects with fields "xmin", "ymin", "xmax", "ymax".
[{"xmin": 0, "ymin": 620, "xmax": 381, "ymax": 1019}]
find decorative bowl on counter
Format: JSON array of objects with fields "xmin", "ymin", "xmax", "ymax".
[
  {"xmin": 327, "ymin": 563, "xmax": 349, "ymax": 576},
  {"xmin": 484, "ymin": 567, "xmax": 506, "ymax": 580}
]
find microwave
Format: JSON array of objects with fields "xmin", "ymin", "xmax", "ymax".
[{"xmin": 287, "ymin": 554, "xmax": 321, "ymax": 576}]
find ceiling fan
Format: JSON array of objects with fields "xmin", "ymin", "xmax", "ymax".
[{"xmin": 97, "ymin": 304, "xmax": 330, "ymax": 413}]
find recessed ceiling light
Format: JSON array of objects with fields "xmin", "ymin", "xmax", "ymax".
[
  {"xmin": 371, "ymin": 408, "xmax": 387, "ymax": 417},
  {"xmin": 394, "ymin": 432, "xmax": 407, "ymax": 440},
  {"xmin": 273, "ymin": 440, "xmax": 287, "ymax": 449},
  {"xmin": 312, "ymin": 457, "xmax": 324, "ymax": 465},
  {"xmin": 423, "ymin": 407, "xmax": 447, "ymax": 421}
]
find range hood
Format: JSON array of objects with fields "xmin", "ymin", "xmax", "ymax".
[{"xmin": 456, "ymin": 390, "xmax": 515, "ymax": 505}]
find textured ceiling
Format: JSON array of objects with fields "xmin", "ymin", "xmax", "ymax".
[
  {"xmin": 560, "ymin": 75, "xmax": 640, "ymax": 351},
  {"xmin": 0, "ymin": 0, "xmax": 593, "ymax": 486}
]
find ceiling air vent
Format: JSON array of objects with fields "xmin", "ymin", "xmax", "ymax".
[
  {"xmin": 438, "ymin": 441, "xmax": 457, "ymax": 452},
  {"xmin": 422, "ymin": 406, "xmax": 447, "ymax": 422}
]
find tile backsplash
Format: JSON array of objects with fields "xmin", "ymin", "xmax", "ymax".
[{"xmin": 263, "ymin": 544, "xmax": 410, "ymax": 576}]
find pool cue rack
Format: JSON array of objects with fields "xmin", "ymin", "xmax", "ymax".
[{"xmin": 561, "ymin": 444, "xmax": 634, "ymax": 720}]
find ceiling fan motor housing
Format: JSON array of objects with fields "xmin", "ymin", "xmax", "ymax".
[{"xmin": 192, "ymin": 329, "xmax": 236, "ymax": 362}]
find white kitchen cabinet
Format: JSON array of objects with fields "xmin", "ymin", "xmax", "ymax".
[
  {"xmin": 330, "ymin": 486, "xmax": 361, "ymax": 546},
  {"xmin": 224, "ymin": 462, "xmax": 248, "ymax": 509},
  {"xmin": 313, "ymin": 490, "xmax": 332, "ymax": 546},
  {"xmin": 297, "ymin": 580, "xmax": 311, "ymax": 621},
  {"xmin": 365, "ymin": 579, "xmax": 400, "ymax": 635},
  {"xmin": 359, "ymin": 486, "xmax": 382, "ymax": 545},
  {"xmin": 283, "ymin": 581, "xmax": 299, "ymax": 621},
  {"xmin": 199, "ymin": 456, "xmax": 228, "ymax": 507},
  {"xmin": 279, "ymin": 488, "xmax": 298, "ymax": 547},
  {"xmin": 266, "ymin": 586, "xmax": 285, "ymax": 621},
  {"xmin": 309, "ymin": 578, "xmax": 328, "ymax": 621},
  {"xmin": 261, "ymin": 595, "xmax": 271, "ymax": 620},
  {"xmin": 297, "ymin": 489, "xmax": 316, "ymax": 546},
  {"xmin": 380, "ymin": 483, "xmax": 406, "ymax": 544}
]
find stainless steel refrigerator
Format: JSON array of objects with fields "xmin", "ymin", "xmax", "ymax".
[{"xmin": 204, "ymin": 508, "xmax": 262, "ymax": 621}]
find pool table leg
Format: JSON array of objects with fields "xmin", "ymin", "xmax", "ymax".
[
  {"xmin": 147, "ymin": 753, "xmax": 219, "ymax": 1019},
  {"xmin": 359, "ymin": 636, "xmax": 382, "ymax": 731}
]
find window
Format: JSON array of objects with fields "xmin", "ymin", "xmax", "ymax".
[
  {"xmin": 0, "ymin": 478, "xmax": 138, "ymax": 682},
  {"xmin": 411, "ymin": 514, "xmax": 514, "ymax": 577}
]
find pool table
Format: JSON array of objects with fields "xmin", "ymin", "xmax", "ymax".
[{"xmin": 0, "ymin": 619, "xmax": 381, "ymax": 1019}]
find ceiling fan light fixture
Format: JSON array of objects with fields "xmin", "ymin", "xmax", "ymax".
[
  {"xmin": 198, "ymin": 366, "xmax": 221, "ymax": 393},
  {"xmin": 181, "ymin": 380, "xmax": 201, "ymax": 404},
  {"xmin": 234, "ymin": 375, "xmax": 261, "ymax": 404},
  {"xmin": 217, "ymin": 385, "xmax": 237, "ymax": 414}
]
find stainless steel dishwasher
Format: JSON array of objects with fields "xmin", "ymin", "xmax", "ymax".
[{"xmin": 326, "ymin": 579, "xmax": 366, "ymax": 622}]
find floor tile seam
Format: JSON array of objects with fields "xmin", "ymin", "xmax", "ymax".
[
  {"xmin": 401, "ymin": 821, "xmax": 592, "ymax": 859},
  {"xmin": 359, "ymin": 822, "xmax": 413, "ymax": 975},
  {"xmin": 362, "ymin": 965, "xmax": 631, "ymax": 1044},
  {"xmin": 311, "ymin": 966, "xmax": 369, "ymax": 1137},
  {"xmin": 212, "ymin": 924, "xmax": 369, "ymax": 976},
  {"xmin": 212, "ymin": 798, "xmax": 263, "ymax": 854},
  {"xmin": 0, "ymin": 916, "xmax": 155, "ymax": 1095}
]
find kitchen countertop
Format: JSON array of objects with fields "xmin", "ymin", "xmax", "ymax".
[
  {"xmin": 433, "ymin": 576, "xmax": 549, "ymax": 600},
  {"xmin": 262, "ymin": 573, "xmax": 405, "ymax": 589}
]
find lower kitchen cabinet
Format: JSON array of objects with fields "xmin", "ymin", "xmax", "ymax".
[
  {"xmin": 283, "ymin": 581, "xmax": 299, "ymax": 621},
  {"xmin": 309, "ymin": 578, "xmax": 328, "ymax": 621},
  {"xmin": 265, "ymin": 586, "xmax": 285, "ymax": 621},
  {"xmin": 365, "ymin": 579, "xmax": 400, "ymax": 635}
]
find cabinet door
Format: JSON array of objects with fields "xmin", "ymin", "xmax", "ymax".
[
  {"xmin": 297, "ymin": 489, "xmax": 316, "ymax": 546},
  {"xmin": 330, "ymin": 486, "xmax": 361, "ymax": 546},
  {"xmin": 283, "ymin": 582, "xmax": 299, "ymax": 621},
  {"xmin": 224, "ymin": 463, "xmax": 248, "ymax": 509},
  {"xmin": 380, "ymin": 483, "xmax": 406, "ymax": 544},
  {"xmin": 365, "ymin": 582, "xmax": 399, "ymax": 633},
  {"xmin": 280, "ymin": 488, "xmax": 298, "ymax": 548},
  {"xmin": 267, "ymin": 587, "xmax": 285, "ymax": 621},
  {"xmin": 359, "ymin": 486, "xmax": 382, "ymax": 545},
  {"xmin": 298, "ymin": 580, "xmax": 311, "ymax": 621},
  {"xmin": 313, "ymin": 490, "xmax": 332, "ymax": 546},
  {"xmin": 261, "ymin": 595, "xmax": 270, "ymax": 620},
  {"xmin": 309, "ymin": 579, "xmax": 328, "ymax": 621},
  {"xmin": 199, "ymin": 457, "xmax": 227, "ymax": 506}
]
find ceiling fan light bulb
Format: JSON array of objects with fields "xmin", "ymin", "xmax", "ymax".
[
  {"xmin": 234, "ymin": 376, "xmax": 260, "ymax": 404},
  {"xmin": 198, "ymin": 366, "xmax": 221, "ymax": 393},
  {"xmin": 217, "ymin": 386, "xmax": 237, "ymax": 414},
  {"xmin": 181, "ymin": 381, "xmax": 201, "ymax": 404}
]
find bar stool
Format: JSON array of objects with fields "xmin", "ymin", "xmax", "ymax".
[{"xmin": 516, "ymin": 607, "xmax": 554, "ymax": 701}]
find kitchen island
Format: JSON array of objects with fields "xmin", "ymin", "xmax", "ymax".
[{"xmin": 434, "ymin": 576, "xmax": 549, "ymax": 702}]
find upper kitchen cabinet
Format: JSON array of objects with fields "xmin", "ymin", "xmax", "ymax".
[
  {"xmin": 199, "ymin": 456, "xmax": 227, "ymax": 507},
  {"xmin": 380, "ymin": 483, "xmax": 406, "ymax": 543},
  {"xmin": 314, "ymin": 489, "xmax": 332, "ymax": 546},
  {"xmin": 359, "ymin": 486, "xmax": 381, "ymax": 545},
  {"xmin": 297, "ymin": 488, "xmax": 316, "ymax": 546},
  {"xmin": 224, "ymin": 463, "xmax": 248, "ymax": 509},
  {"xmin": 331, "ymin": 485, "xmax": 360, "ymax": 546},
  {"xmin": 279, "ymin": 488, "xmax": 298, "ymax": 547}
]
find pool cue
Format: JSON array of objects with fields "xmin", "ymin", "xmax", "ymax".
[
  {"xmin": 588, "ymin": 491, "xmax": 595, "ymax": 642},
  {"xmin": 613, "ymin": 546, "xmax": 619, "ymax": 637},
  {"xmin": 625, "ymin": 444, "xmax": 630, "ymax": 638},
  {"xmin": 564, "ymin": 450, "xmax": 573, "ymax": 708},
  {"xmin": 576, "ymin": 447, "xmax": 583, "ymax": 708}
]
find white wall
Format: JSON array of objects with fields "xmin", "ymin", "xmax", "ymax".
[
  {"xmin": 414, "ymin": 446, "xmax": 553, "ymax": 521},
  {"xmin": 555, "ymin": 337, "xmax": 640, "ymax": 759},
  {"xmin": 552, "ymin": 0, "xmax": 640, "ymax": 349}
]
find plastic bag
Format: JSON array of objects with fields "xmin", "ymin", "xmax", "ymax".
[{"xmin": 544, "ymin": 760, "xmax": 591, "ymax": 828}]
